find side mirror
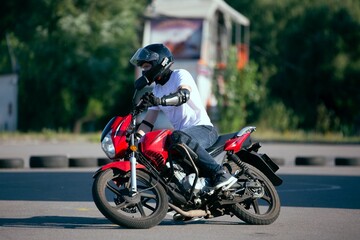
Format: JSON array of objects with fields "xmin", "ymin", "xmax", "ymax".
[{"xmin": 134, "ymin": 76, "xmax": 150, "ymax": 90}]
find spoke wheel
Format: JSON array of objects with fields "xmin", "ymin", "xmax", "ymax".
[
  {"xmin": 92, "ymin": 169, "xmax": 168, "ymax": 229},
  {"xmin": 224, "ymin": 161, "xmax": 281, "ymax": 225}
]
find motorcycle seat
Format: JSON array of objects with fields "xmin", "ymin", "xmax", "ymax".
[{"xmin": 206, "ymin": 132, "xmax": 237, "ymax": 156}]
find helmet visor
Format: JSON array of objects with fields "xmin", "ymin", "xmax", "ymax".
[{"xmin": 130, "ymin": 48, "xmax": 159, "ymax": 66}]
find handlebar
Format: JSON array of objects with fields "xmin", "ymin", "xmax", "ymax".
[{"xmin": 132, "ymin": 98, "xmax": 147, "ymax": 116}]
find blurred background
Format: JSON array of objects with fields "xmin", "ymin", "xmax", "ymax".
[{"xmin": 0, "ymin": 0, "xmax": 359, "ymax": 141}]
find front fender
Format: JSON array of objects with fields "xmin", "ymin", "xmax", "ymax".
[{"xmin": 93, "ymin": 161, "xmax": 146, "ymax": 178}]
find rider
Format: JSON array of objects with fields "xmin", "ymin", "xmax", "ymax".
[{"xmin": 130, "ymin": 43, "xmax": 237, "ymax": 190}]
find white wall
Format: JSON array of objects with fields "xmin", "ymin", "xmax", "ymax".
[{"xmin": 0, "ymin": 74, "xmax": 18, "ymax": 131}]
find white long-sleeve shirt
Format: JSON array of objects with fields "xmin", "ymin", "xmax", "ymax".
[{"xmin": 149, "ymin": 69, "xmax": 212, "ymax": 130}]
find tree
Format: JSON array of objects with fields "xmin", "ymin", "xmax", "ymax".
[
  {"xmin": 0, "ymin": 0, "xmax": 147, "ymax": 132},
  {"xmin": 273, "ymin": 0, "xmax": 360, "ymax": 134},
  {"xmin": 226, "ymin": 0, "xmax": 360, "ymax": 135},
  {"xmin": 215, "ymin": 47, "xmax": 266, "ymax": 133}
]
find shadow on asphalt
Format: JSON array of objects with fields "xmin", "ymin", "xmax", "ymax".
[
  {"xmin": 0, "ymin": 216, "xmax": 116, "ymax": 229},
  {"xmin": 0, "ymin": 215, "xmax": 246, "ymax": 229}
]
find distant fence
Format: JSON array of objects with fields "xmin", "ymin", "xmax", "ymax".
[
  {"xmin": 0, "ymin": 156, "xmax": 111, "ymax": 169},
  {"xmin": 1, "ymin": 155, "xmax": 359, "ymax": 169}
]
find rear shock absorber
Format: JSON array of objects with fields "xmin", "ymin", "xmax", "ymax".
[{"xmin": 228, "ymin": 153, "xmax": 258, "ymax": 180}]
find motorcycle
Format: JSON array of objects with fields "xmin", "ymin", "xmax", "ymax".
[{"xmin": 92, "ymin": 78, "xmax": 283, "ymax": 229}]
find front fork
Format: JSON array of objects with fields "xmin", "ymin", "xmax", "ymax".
[
  {"xmin": 129, "ymin": 117, "xmax": 138, "ymax": 194},
  {"xmin": 130, "ymin": 152, "xmax": 137, "ymax": 194}
]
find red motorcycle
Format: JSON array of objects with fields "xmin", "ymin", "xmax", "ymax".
[{"xmin": 92, "ymin": 85, "xmax": 283, "ymax": 229}]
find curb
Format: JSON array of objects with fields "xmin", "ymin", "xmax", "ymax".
[
  {"xmin": 295, "ymin": 156, "xmax": 327, "ymax": 166},
  {"xmin": 335, "ymin": 157, "xmax": 360, "ymax": 166},
  {"xmin": 270, "ymin": 157, "xmax": 285, "ymax": 166},
  {"xmin": 98, "ymin": 157, "xmax": 112, "ymax": 166},
  {"xmin": 29, "ymin": 155, "xmax": 69, "ymax": 168},
  {"xmin": 1, "ymin": 155, "xmax": 360, "ymax": 169},
  {"xmin": 0, "ymin": 158, "xmax": 25, "ymax": 168},
  {"xmin": 69, "ymin": 157, "xmax": 98, "ymax": 167}
]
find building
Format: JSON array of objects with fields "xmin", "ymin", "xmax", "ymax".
[
  {"xmin": 141, "ymin": 0, "xmax": 250, "ymax": 107},
  {"xmin": 0, "ymin": 74, "xmax": 18, "ymax": 131}
]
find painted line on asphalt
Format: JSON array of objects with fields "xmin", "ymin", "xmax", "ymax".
[{"xmin": 278, "ymin": 182, "xmax": 341, "ymax": 193}]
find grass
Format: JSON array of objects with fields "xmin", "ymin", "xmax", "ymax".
[
  {"xmin": 251, "ymin": 129, "xmax": 360, "ymax": 144},
  {"xmin": 0, "ymin": 129, "xmax": 359, "ymax": 144},
  {"xmin": 0, "ymin": 130, "xmax": 101, "ymax": 144}
]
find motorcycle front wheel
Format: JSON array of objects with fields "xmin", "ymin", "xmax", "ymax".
[
  {"xmin": 224, "ymin": 161, "xmax": 281, "ymax": 225},
  {"xmin": 92, "ymin": 168, "xmax": 168, "ymax": 229}
]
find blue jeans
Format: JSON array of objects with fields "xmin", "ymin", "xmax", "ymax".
[{"xmin": 175, "ymin": 125, "xmax": 222, "ymax": 178}]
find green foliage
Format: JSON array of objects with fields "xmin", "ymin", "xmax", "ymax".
[
  {"xmin": 2, "ymin": 0, "xmax": 360, "ymax": 136},
  {"xmin": 257, "ymin": 101, "xmax": 299, "ymax": 132},
  {"xmin": 215, "ymin": 47, "xmax": 266, "ymax": 133},
  {"xmin": 0, "ymin": 0, "xmax": 147, "ymax": 132},
  {"xmin": 272, "ymin": 0, "xmax": 360, "ymax": 134},
  {"xmin": 226, "ymin": 0, "xmax": 360, "ymax": 135}
]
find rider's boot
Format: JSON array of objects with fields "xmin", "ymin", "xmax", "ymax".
[{"xmin": 213, "ymin": 170, "xmax": 238, "ymax": 190}]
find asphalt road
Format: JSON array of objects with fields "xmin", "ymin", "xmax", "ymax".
[
  {"xmin": 1, "ymin": 141, "xmax": 360, "ymax": 167},
  {"xmin": 1, "ymin": 142, "xmax": 360, "ymax": 240},
  {"xmin": 0, "ymin": 167, "xmax": 359, "ymax": 240}
]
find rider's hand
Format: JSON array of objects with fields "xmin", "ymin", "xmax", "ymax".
[
  {"xmin": 134, "ymin": 132, "xmax": 143, "ymax": 145},
  {"xmin": 141, "ymin": 92, "xmax": 161, "ymax": 107}
]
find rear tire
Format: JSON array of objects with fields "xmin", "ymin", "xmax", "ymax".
[
  {"xmin": 92, "ymin": 169, "xmax": 168, "ymax": 229},
  {"xmin": 225, "ymin": 161, "xmax": 281, "ymax": 225}
]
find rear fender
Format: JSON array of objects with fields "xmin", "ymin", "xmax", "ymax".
[
  {"xmin": 93, "ymin": 161, "xmax": 145, "ymax": 178},
  {"xmin": 224, "ymin": 132, "xmax": 251, "ymax": 152},
  {"xmin": 236, "ymin": 150, "xmax": 283, "ymax": 186}
]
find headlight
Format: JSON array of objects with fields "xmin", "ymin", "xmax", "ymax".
[{"xmin": 101, "ymin": 130, "xmax": 115, "ymax": 158}]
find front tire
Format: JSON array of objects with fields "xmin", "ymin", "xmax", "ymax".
[
  {"xmin": 224, "ymin": 161, "xmax": 281, "ymax": 225},
  {"xmin": 92, "ymin": 169, "xmax": 168, "ymax": 229}
]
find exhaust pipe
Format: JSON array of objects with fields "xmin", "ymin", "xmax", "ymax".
[{"xmin": 169, "ymin": 203, "xmax": 211, "ymax": 218}]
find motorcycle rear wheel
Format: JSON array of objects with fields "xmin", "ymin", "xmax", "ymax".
[
  {"xmin": 225, "ymin": 161, "xmax": 281, "ymax": 225},
  {"xmin": 92, "ymin": 168, "xmax": 168, "ymax": 229}
]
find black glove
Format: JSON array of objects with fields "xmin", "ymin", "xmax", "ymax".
[{"xmin": 140, "ymin": 92, "xmax": 161, "ymax": 107}]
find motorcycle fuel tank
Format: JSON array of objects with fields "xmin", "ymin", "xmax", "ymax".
[{"xmin": 140, "ymin": 129, "xmax": 172, "ymax": 170}]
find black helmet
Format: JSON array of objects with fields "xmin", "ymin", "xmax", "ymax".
[{"xmin": 130, "ymin": 43, "xmax": 174, "ymax": 85}]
